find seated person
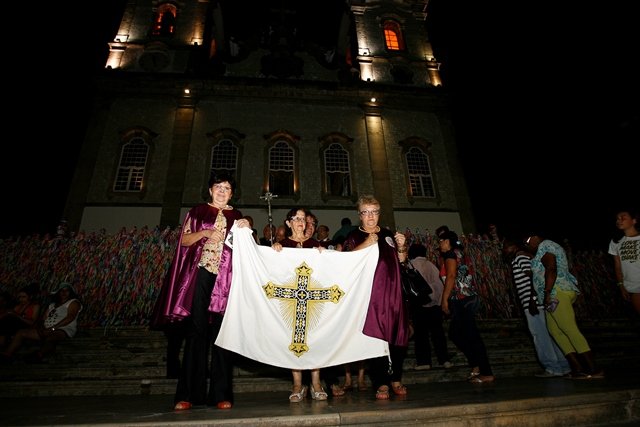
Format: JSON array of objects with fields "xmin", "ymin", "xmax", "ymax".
[
  {"xmin": 0, "ymin": 282, "xmax": 82, "ymax": 363},
  {"xmin": 0, "ymin": 283, "xmax": 41, "ymax": 349}
]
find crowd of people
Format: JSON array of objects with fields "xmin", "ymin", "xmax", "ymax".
[
  {"xmin": 0, "ymin": 282, "xmax": 83, "ymax": 364},
  {"xmin": 0, "ymin": 175, "xmax": 636, "ymax": 410},
  {"xmin": 1, "ymin": 218, "xmax": 627, "ymax": 327}
]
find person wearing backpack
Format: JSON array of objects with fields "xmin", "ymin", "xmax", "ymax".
[
  {"xmin": 407, "ymin": 243, "xmax": 453, "ymax": 371},
  {"xmin": 438, "ymin": 228, "xmax": 495, "ymax": 383}
]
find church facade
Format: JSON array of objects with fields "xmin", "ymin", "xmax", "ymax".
[{"xmin": 64, "ymin": 0, "xmax": 475, "ymax": 236}]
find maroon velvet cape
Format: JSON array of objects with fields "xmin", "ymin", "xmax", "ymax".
[
  {"xmin": 344, "ymin": 228, "xmax": 409, "ymax": 347},
  {"xmin": 150, "ymin": 204, "xmax": 242, "ymax": 329}
]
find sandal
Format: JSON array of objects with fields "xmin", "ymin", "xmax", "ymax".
[
  {"xmin": 469, "ymin": 375, "xmax": 495, "ymax": 384},
  {"xmin": 310, "ymin": 384, "xmax": 328, "ymax": 400},
  {"xmin": 174, "ymin": 401, "xmax": 192, "ymax": 411},
  {"xmin": 331, "ymin": 384, "xmax": 346, "ymax": 397},
  {"xmin": 289, "ymin": 385, "xmax": 307, "ymax": 403},
  {"xmin": 342, "ymin": 384, "xmax": 354, "ymax": 392},
  {"xmin": 467, "ymin": 368, "xmax": 480, "ymax": 380},
  {"xmin": 375, "ymin": 385, "xmax": 390, "ymax": 400},
  {"xmin": 358, "ymin": 381, "xmax": 368, "ymax": 392},
  {"xmin": 391, "ymin": 383, "xmax": 407, "ymax": 395}
]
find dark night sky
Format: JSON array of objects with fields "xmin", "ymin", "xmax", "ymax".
[{"xmin": 3, "ymin": 1, "xmax": 637, "ymax": 249}]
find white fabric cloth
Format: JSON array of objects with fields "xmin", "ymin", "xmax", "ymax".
[{"xmin": 216, "ymin": 225, "xmax": 389, "ymax": 369}]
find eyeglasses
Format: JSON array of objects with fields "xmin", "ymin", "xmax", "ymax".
[
  {"xmin": 290, "ymin": 217, "xmax": 306, "ymax": 222},
  {"xmin": 212, "ymin": 184, "xmax": 232, "ymax": 193},
  {"xmin": 359, "ymin": 210, "xmax": 380, "ymax": 216}
]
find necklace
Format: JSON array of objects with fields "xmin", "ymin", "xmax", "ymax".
[
  {"xmin": 359, "ymin": 226, "xmax": 380, "ymax": 234},
  {"xmin": 290, "ymin": 234, "xmax": 307, "ymax": 247}
]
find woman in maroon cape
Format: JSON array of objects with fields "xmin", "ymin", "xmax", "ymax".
[
  {"xmin": 343, "ymin": 195, "xmax": 409, "ymax": 400},
  {"xmin": 150, "ymin": 172, "xmax": 250, "ymax": 411}
]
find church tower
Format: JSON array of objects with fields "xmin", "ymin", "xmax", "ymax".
[
  {"xmin": 106, "ymin": 1, "xmax": 442, "ymax": 85},
  {"xmin": 64, "ymin": 0, "xmax": 474, "ymax": 236}
]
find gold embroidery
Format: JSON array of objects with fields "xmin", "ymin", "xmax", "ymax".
[
  {"xmin": 199, "ymin": 209, "xmax": 227, "ymax": 273},
  {"xmin": 262, "ymin": 262, "xmax": 344, "ymax": 357}
]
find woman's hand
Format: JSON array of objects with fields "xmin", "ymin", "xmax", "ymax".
[
  {"xmin": 394, "ymin": 232, "xmax": 406, "ymax": 248},
  {"xmin": 366, "ymin": 233, "xmax": 378, "ymax": 246},
  {"xmin": 272, "ymin": 242, "xmax": 283, "ymax": 252},
  {"xmin": 203, "ymin": 228, "xmax": 224, "ymax": 244}
]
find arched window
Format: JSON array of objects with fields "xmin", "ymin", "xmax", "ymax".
[
  {"xmin": 268, "ymin": 140, "xmax": 295, "ymax": 196},
  {"xmin": 264, "ymin": 131, "xmax": 300, "ymax": 198},
  {"xmin": 113, "ymin": 130, "xmax": 153, "ymax": 192},
  {"xmin": 152, "ymin": 3, "xmax": 177, "ymax": 37},
  {"xmin": 320, "ymin": 133, "xmax": 354, "ymax": 199},
  {"xmin": 205, "ymin": 129, "xmax": 244, "ymax": 198},
  {"xmin": 210, "ymin": 139, "xmax": 238, "ymax": 180},
  {"xmin": 383, "ymin": 21, "xmax": 405, "ymax": 51},
  {"xmin": 405, "ymin": 146, "xmax": 435, "ymax": 198}
]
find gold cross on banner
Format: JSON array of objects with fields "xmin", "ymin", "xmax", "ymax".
[{"xmin": 262, "ymin": 262, "xmax": 344, "ymax": 357}]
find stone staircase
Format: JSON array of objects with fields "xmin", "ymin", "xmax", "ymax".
[{"xmin": 2, "ymin": 318, "xmax": 639, "ymax": 398}]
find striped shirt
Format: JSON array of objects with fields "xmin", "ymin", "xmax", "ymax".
[{"xmin": 511, "ymin": 253, "xmax": 542, "ymax": 308}]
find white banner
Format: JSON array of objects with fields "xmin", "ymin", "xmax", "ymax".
[{"xmin": 216, "ymin": 225, "xmax": 389, "ymax": 369}]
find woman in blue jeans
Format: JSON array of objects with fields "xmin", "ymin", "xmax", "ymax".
[{"xmin": 437, "ymin": 228, "xmax": 494, "ymax": 383}]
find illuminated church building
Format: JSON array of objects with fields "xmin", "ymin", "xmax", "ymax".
[{"xmin": 64, "ymin": 0, "xmax": 475, "ymax": 235}]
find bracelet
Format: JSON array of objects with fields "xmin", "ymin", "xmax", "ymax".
[{"xmin": 617, "ymin": 281, "xmax": 624, "ymax": 287}]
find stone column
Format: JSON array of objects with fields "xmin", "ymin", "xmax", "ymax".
[
  {"xmin": 362, "ymin": 100, "xmax": 395, "ymax": 230},
  {"xmin": 159, "ymin": 94, "xmax": 196, "ymax": 228}
]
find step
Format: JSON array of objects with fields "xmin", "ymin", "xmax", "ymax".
[
  {"xmin": 3, "ymin": 374, "xmax": 639, "ymax": 427},
  {"xmin": 2, "ymin": 320, "xmax": 638, "ymax": 398}
]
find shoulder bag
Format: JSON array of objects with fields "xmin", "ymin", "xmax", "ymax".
[{"xmin": 400, "ymin": 260, "xmax": 433, "ymax": 305}]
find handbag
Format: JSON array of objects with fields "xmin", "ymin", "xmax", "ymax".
[{"xmin": 400, "ymin": 260, "xmax": 433, "ymax": 305}]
